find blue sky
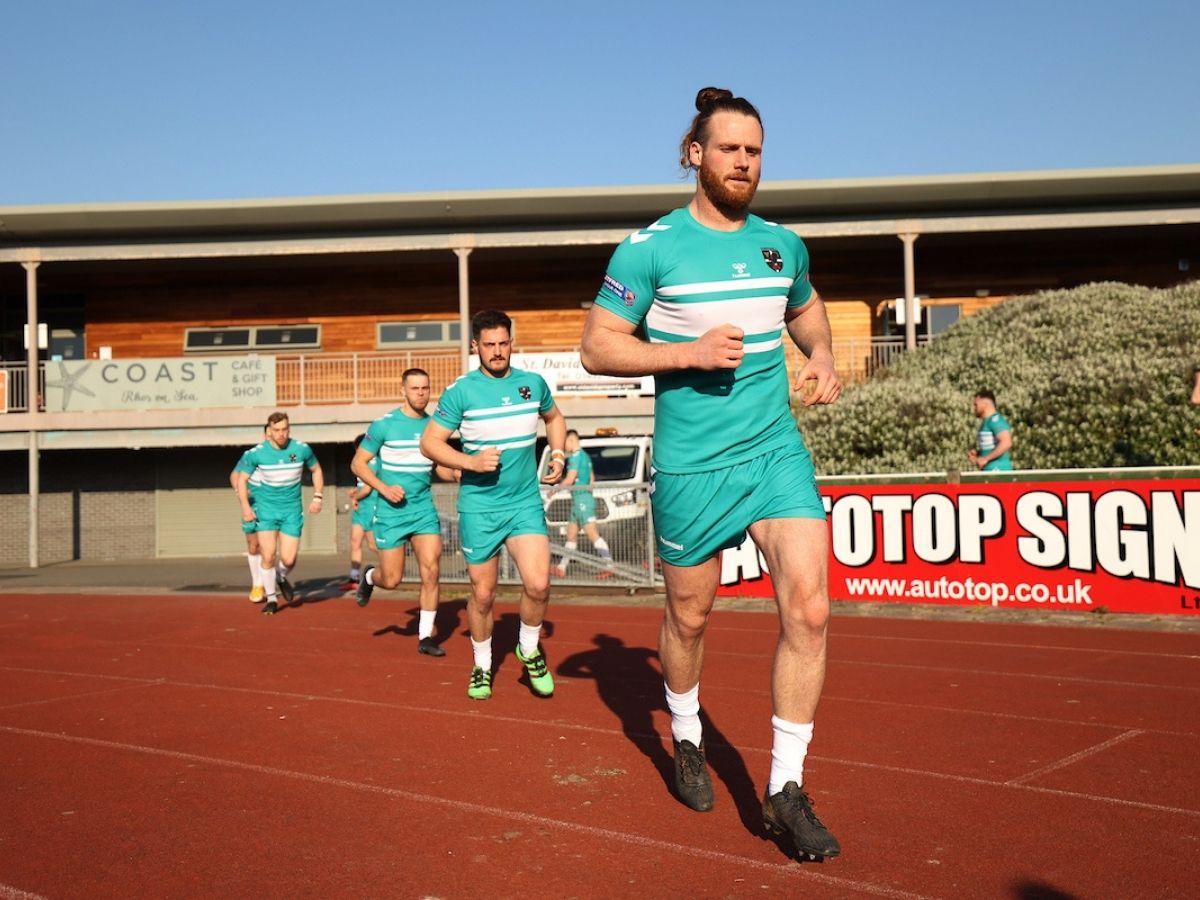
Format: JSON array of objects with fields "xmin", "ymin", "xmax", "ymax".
[{"xmin": 2, "ymin": 0, "xmax": 1196, "ymax": 205}]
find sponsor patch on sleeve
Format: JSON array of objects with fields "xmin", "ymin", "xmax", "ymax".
[{"xmin": 602, "ymin": 274, "xmax": 629, "ymax": 302}]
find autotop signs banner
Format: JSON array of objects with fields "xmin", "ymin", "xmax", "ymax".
[{"xmin": 717, "ymin": 476, "xmax": 1200, "ymax": 616}]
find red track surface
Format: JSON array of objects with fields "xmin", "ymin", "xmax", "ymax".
[{"xmin": 1, "ymin": 591, "xmax": 1197, "ymax": 898}]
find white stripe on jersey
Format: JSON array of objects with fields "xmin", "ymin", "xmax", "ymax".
[
  {"xmin": 463, "ymin": 435, "xmax": 537, "ymax": 452},
  {"xmin": 656, "ymin": 276, "xmax": 793, "ymax": 298},
  {"xmin": 462, "ymin": 400, "xmax": 540, "ymax": 419},
  {"xmin": 378, "ymin": 441, "xmax": 431, "ymax": 472},
  {"xmin": 459, "ymin": 408, "xmax": 540, "ymax": 447},
  {"xmin": 647, "ymin": 295, "xmax": 786, "ymax": 352},
  {"xmin": 256, "ymin": 463, "xmax": 304, "ymax": 487}
]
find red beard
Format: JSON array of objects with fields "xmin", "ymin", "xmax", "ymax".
[{"xmin": 698, "ymin": 163, "xmax": 758, "ymax": 218}]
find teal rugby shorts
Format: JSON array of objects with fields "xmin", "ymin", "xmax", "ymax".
[
  {"xmin": 459, "ymin": 504, "xmax": 548, "ymax": 565},
  {"xmin": 373, "ymin": 497, "xmax": 441, "ymax": 551},
  {"xmin": 570, "ymin": 490, "xmax": 597, "ymax": 526},
  {"xmin": 650, "ymin": 441, "xmax": 824, "ymax": 567},
  {"xmin": 253, "ymin": 502, "xmax": 305, "ymax": 539},
  {"xmin": 351, "ymin": 493, "xmax": 378, "ymax": 531}
]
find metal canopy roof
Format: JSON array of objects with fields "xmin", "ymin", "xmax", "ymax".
[{"xmin": 3, "ymin": 164, "xmax": 1199, "ymax": 246}]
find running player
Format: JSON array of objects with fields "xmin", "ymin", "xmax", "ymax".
[
  {"xmin": 346, "ymin": 433, "xmax": 379, "ymax": 589},
  {"xmin": 421, "ymin": 310, "xmax": 567, "ymax": 699},
  {"xmin": 579, "ymin": 87, "xmax": 843, "ymax": 860},
  {"xmin": 230, "ymin": 429, "xmax": 266, "ymax": 602},
  {"xmin": 352, "ymin": 369, "xmax": 456, "ymax": 657},
  {"xmin": 550, "ymin": 429, "xmax": 613, "ymax": 577},
  {"xmin": 235, "ymin": 411, "xmax": 325, "ymax": 615}
]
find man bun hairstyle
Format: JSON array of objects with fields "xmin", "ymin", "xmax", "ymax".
[{"xmin": 679, "ymin": 86, "xmax": 762, "ymax": 172}]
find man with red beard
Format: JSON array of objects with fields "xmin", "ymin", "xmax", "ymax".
[{"xmin": 580, "ymin": 87, "xmax": 843, "ymax": 860}]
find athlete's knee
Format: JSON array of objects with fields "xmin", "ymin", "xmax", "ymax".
[
  {"xmin": 524, "ymin": 578, "xmax": 550, "ymax": 604},
  {"xmin": 779, "ymin": 588, "xmax": 830, "ymax": 639},
  {"xmin": 665, "ymin": 595, "xmax": 713, "ymax": 642}
]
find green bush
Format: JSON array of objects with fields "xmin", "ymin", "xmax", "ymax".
[{"xmin": 798, "ymin": 281, "xmax": 1200, "ymax": 474}]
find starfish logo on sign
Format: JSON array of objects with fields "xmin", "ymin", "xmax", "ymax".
[{"xmin": 44, "ymin": 362, "xmax": 96, "ymax": 411}]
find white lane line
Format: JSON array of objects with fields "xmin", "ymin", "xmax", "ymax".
[
  {"xmin": 2, "ymin": 671, "xmax": 1197, "ymax": 820},
  {"xmin": 0, "ymin": 680, "xmax": 164, "ymax": 711},
  {"xmin": 1006, "ymin": 729, "xmax": 1145, "ymax": 786},
  {"xmin": 0, "ymin": 724, "xmax": 930, "ymax": 900}
]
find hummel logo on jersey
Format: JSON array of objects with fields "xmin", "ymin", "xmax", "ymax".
[
  {"xmin": 519, "ymin": 386, "xmax": 531, "ymax": 400},
  {"xmin": 761, "ymin": 248, "xmax": 783, "ymax": 271},
  {"xmin": 658, "ymin": 535, "xmax": 684, "ymax": 551},
  {"xmin": 732, "ymin": 262, "xmax": 749, "ymax": 278},
  {"xmin": 501, "ymin": 396, "xmax": 511, "ymax": 405},
  {"xmin": 629, "ymin": 221, "xmax": 672, "ymax": 244}
]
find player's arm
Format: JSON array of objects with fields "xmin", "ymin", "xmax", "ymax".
[
  {"xmin": 308, "ymin": 461, "xmax": 325, "ymax": 514},
  {"xmin": 352, "ymin": 446, "xmax": 404, "ymax": 504},
  {"xmin": 234, "ymin": 470, "xmax": 255, "ymax": 521},
  {"xmin": 420, "ymin": 420, "xmax": 500, "ymax": 473},
  {"xmin": 580, "ymin": 307, "xmax": 744, "ymax": 376},
  {"xmin": 432, "ymin": 464, "xmax": 459, "ymax": 483},
  {"xmin": 229, "ymin": 468, "xmax": 239, "ymax": 491},
  {"xmin": 784, "ymin": 291, "xmax": 841, "ymax": 407},
  {"xmin": 541, "ymin": 406, "xmax": 567, "ymax": 484}
]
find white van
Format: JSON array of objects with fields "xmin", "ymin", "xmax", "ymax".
[{"xmin": 539, "ymin": 434, "xmax": 653, "ymax": 534}]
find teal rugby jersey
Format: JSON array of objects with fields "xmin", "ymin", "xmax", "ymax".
[
  {"xmin": 354, "ymin": 455, "xmax": 382, "ymax": 496},
  {"xmin": 594, "ymin": 206, "xmax": 815, "ymax": 473},
  {"xmin": 976, "ymin": 412, "xmax": 1014, "ymax": 471},
  {"xmin": 236, "ymin": 438, "xmax": 318, "ymax": 507},
  {"xmin": 361, "ymin": 409, "xmax": 435, "ymax": 501},
  {"xmin": 568, "ymin": 448, "xmax": 593, "ymax": 487},
  {"xmin": 432, "ymin": 366, "xmax": 555, "ymax": 513}
]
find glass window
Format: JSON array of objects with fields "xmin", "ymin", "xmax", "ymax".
[
  {"xmin": 185, "ymin": 328, "xmax": 252, "ymax": 351},
  {"xmin": 377, "ymin": 320, "xmax": 461, "ymax": 348}
]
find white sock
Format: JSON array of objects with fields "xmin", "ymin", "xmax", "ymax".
[
  {"xmin": 594, "ymin": 538, "xmax": 612, "ymax": 560},
  {"xmin": 518, "ymin": 620, "xmax": 542, "ymax": 657},
  {"xmin": 768, "ymin": 716, "xmax": 814, "ymax": 796},
  {"xmin": 418, "ymin": 609, "xmax": 436, "ymax": 640},
  {"xmin": 349, "ymin": 565, "xmax": 361, "ymax": 581},
  {"xmin": 471, "ymin": 637, "xmax": 492, "ymax": 671},
  {"xmin": 364, "ymin": 567, "xmax": 376, "ymax": 586},
  {"xmin": 277, "ymin": 563, "xmax": 293, "ymax": 580},
  {"xmin": 260, "ymin": 566, "xmax": 277, "ymax": 600},
  {"xmin": 247, "ymin": 553, "xmax": 263, "ymax": 587},
  {"xmin": 665, "ymin": 682, "xmax": 702, "ymax": 746}
]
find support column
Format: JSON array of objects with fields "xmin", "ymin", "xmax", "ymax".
[
  {"xmin": 899, "ymin": 233, "xmax": 919, "ymax": 350},
  {"xmin": 23, "ymin": 261, "xmax": 41, "ymax": 568},
  {"xmin": 454, "ymin": 247, "xmax": 473, "ymax": 374}
]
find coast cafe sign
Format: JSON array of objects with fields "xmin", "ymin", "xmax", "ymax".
[
  {"xmin": 718, "ymin": 477, "xmax": 1200, "ymax": 616},
  {"xmin": 43, "ymin": 356, "xmax": 276, "ymax": 412}
]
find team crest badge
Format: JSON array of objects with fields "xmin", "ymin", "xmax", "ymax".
[
  {"xmin": 289, "ymin": 453, "xmax": 297, "ymax": 462},
  {"xmin": 761, "ymin": 248, "xmax": 783, "ymax": 272},
  {"xmin": 519, "ymin": 385, "xmax": 532, "ymax": 400}
]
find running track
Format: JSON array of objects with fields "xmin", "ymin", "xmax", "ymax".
[{"xmin": 0, "ymin": 591, "xmax": 1197, "ymax": 899}]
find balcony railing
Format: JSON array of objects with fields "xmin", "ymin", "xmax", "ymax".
[{"xmin": 0, "ymin": 336, "xmax": 929, "ymax": 415}]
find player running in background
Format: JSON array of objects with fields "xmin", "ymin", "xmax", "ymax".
[
  {"xmin": 550, "ymin": 429, "xmax": 614, "ymax": 577},
  {"xmin": 345, "ymin": 433, "xmax": 379, "ymax": 589},
  {"xmin": 230, "ymin": 427, "xmax": 267, "ymax": 602},
  {"xmin": 235, "ymin": 411, "xmax": 325, "ymax": 615},
  {"xmin": 580, "ymin": 87, "xmax": 843, "ymax": 860},
  {"xmin": 352, "ymin": 369, "xmax": 456, "ymax": 657},
  {"xmin": 421, "ymin": 310, "xmax": 567, "ymax": 699}
]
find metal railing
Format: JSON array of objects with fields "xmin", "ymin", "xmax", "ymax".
[{"xmin": 0, "ymin": 337, "xmax": 930, "ymax": 414}]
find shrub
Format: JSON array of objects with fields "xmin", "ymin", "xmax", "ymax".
[{"xmin": 798, "ymin": 281, "xmax": 1200, "ymax": 474}]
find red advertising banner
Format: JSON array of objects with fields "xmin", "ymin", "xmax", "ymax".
[{"xmin": 717, "ymin": 476, "xmax": 1200, "ymax": 616}]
